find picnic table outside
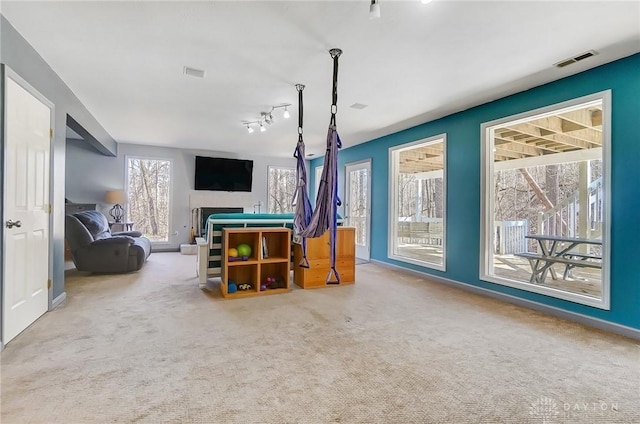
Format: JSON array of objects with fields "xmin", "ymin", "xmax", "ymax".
[{"xmin": 515, "ymin": 235, "xmax": 602, "ymax": 284}]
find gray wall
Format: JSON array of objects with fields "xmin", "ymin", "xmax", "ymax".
[
  {"xmin": 0, "ymin": 15, "xmax": 117, "ymax": 320},
  {"xmin": 66, "ymin": 140, "xmax": 299, "ymax": 249}
]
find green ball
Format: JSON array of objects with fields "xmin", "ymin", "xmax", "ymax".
[{"xmin": 237, "ymin": 243, "xmax": 252, "ymax": 257}]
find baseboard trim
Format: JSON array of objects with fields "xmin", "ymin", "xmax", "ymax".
[
  {"xmin": 370, "ymin": 259, "xmax": 640, "ymax": 340},
  {"xmin": 52, "ymin": 292, "xmax": 67, "ymax": 309}
]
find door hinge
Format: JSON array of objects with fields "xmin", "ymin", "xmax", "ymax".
[
  {"xmin": 47, "ymin": 279, "xmax": 52, "ymax": 289},
  {"xmin": 50, "ymin": 129, "xmax": 54, "ymax": 139}
]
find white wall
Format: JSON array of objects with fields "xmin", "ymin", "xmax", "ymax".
[{"xmin": 66, "ymin": 140, "xmax": 298, "ymax": 249}]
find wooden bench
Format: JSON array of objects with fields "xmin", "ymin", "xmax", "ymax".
[{"xmin": 514, "ymin": 252, "xmax": 602, "ymax": 284}]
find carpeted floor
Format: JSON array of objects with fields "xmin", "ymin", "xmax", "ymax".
[{"xmin": 1, "ymin": 252, "xmax": 638, "ymax": 423}]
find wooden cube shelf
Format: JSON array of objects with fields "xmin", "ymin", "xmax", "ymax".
[{"xmin": 220, "ymin": 227, "xmax": 291, "ymax": 299}]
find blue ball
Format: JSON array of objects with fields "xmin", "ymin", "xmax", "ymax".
[{"xmin": 228, "ymin": 282, "xmax": 237, "ymax": 294}]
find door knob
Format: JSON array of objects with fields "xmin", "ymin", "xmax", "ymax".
[{"xmin": 5, "ymin": 219, "xmax": 22, "ymax": 229}]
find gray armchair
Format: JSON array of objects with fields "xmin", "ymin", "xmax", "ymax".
[{"xmin": 65, "ymin": 210, "xmax": 151, "ymax": 273}]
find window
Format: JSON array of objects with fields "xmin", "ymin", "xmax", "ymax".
[
  {"xmin": 267, "ymin": 167, "xmax": 296, "ymax": 214},
  {"xmin": 388, "ymin": 135, "xmax": 446, "ymax": 270},
  {"xmin": 315, "ymin": 165, "xmax": 324, "ymax": 200},
  {"xmin": 480, "ymin": 91, "xmax": 610, "ymax": 309},
  {"xmin": 126, "ymin": 157, "xmax": 171, "ymax": 243}
]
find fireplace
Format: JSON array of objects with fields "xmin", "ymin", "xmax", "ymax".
[{"xmin": 197, "ymin": 207, "xmax": 243, "ymax": 236}]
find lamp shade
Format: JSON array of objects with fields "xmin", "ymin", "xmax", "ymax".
[{"xmin": 105, "ymin": 190, "xmax": 127, "ymax": 204}]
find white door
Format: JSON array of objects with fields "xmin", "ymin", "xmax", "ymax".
[
  {"xmin": 345, "ymin": 160, "xmax": 371, "ymax": 261},
  {"xmin": 3, "ymin": 71, "xmax": 51, "ymax": 343}
]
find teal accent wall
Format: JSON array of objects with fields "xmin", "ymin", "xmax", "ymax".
[{"xmin": 312, "ymin": 53, "xmax": 640, "ymax": 330}]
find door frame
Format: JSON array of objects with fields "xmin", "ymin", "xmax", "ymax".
[
  {"xmin": 344, "ymin": 159, "xmax": 372, "ymax": 262},
  {"xmin": 1, "ymin": 64, "xmax": 55, "ymax": 349}
]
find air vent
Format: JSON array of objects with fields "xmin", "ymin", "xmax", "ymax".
[
  {"xmin": 554, "ymin": 50, "xmax": 598, "ymax": 68},
  {"xmin": 350, "ymin": 103, "xmax": 368, "ymax": 110},
  {"xmin": 183, "ymin": 66, "xmax": 206, "ymax": 78}
]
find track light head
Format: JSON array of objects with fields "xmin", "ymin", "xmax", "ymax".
[
  {"xmin": 259, "ymin": 122, "xmax": 266, "ymax": 132},
  {"xmin": 262, "ymin": 112, "xmax": 274, "ymax": 125},
  {"xmin": 283, "ymin": 106, "xmax": 290, "ymax": 119},
  {"xmin": 370, "ymin": 0, "xmax": 380, "ymax": 19},
  {"xmin": 247, "ymin": 124, "xmax": 254, "ymax": 133}
]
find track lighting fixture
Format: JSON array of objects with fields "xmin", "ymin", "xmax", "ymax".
[
  {"xmin": 242, "ymin": 103, "xmax": 292, "ymax": 133},
  {"xmin": 370, "ymin": 0, "xmax": 380, "ymax": 19},
  {"xmin": 271, "ymin": 104, "xmax": 291, "ymax": 119}
]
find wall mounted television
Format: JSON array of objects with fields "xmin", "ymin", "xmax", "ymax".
[{"xmin": 194, "ymin": 156, "xmax": 254, "ymax": 192}]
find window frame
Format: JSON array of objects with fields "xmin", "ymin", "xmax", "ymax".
[
  {"xmin": 315, "ymin": 165, "xmax": 324, "ymax": 201},
  {"xmin": 479, "ymin": 90, "xmax": 611, "ymax": 310},
  {"xmin": 388, "ymin": 134, "xmax": 447, "ymax": 271},
  {"xmin": 124, "ymin": 155, "xmax": 173, "ymax": 245},
  {"xmin": 267, "ymin": 165, "xmax": 296, "ymax": 214}
]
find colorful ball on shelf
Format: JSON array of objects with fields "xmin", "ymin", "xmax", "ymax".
[
  {"xmin": 228, "ymin": 248, "xmax": 238, "ymax": 258},
  {"xmin": 228, "ymin": 282, "xmax": 237, "ymax": 294},
  {"xmin": 260, "ymin": 284, "xmax": 267, "ymax": 291},
  {"xmin": 236, "ymin": 243, "xmax": 252, "ymax": 258}
]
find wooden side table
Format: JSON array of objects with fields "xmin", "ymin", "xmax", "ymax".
[{"xmin": 109, "ymin": 222, "xmax": 134, "ymax": 232}]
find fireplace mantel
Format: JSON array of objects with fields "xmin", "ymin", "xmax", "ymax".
[{"xmin": 189, "ymin": 190, "xmax": 255, "ymax": 211}]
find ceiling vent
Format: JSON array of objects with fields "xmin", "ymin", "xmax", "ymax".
[
  {"xmin": 554, "ymin": 50, "xmax": 598, "ymax": 68},
  {"xmin": 350, "ymin": 103, "xmax": 368, "ymax": 110},
  {"xmin": 183, "ymin": 66, "xmax": 206, "ymax": 78}
]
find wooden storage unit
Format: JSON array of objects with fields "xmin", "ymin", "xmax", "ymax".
[
  {"xmin": 293, "ymin": 227, "xmax": 356, "ymax": 289},
  {"xmin": 220, "ymin": 227, "xmax": 291, "ymax": 299}
]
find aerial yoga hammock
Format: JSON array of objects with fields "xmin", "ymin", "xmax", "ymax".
[{"xmin": 293, "ymin": 48, "xmax": 343, "ymax": 284}]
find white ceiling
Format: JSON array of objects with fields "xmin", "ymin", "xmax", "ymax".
[{"xmin": 3, "ymin": 1, "xmax": 639, "ymax": 158}]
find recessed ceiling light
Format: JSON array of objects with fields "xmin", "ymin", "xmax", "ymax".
[
  {"xmin": 183, "ymin": 66, "xmax": 206, "ymax": 78},
  {"xmin": 350, "ymin": 103, "xmax": 368, "ymax": 110}
]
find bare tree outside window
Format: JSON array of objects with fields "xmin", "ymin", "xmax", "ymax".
[
  {"xmin": 268, "ymin": 167, "xmax": 296, "ymax": 214},
  {"xmin": 127, "ymin": 158, "xmax": 171, "ymax": 242}
]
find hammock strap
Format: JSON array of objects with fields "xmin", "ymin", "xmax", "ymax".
[
  {"xmin": 329, "ymin": 48, "xmax": 342, "ymax": 127},
  {"xmin": 296, "ymin": 83, "xmax": 305, "ymax": 143}
]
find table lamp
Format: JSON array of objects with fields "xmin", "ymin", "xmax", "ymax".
[{"xmin": 105, "ymin": 190, "xmax": 127, "ymax": 223}]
